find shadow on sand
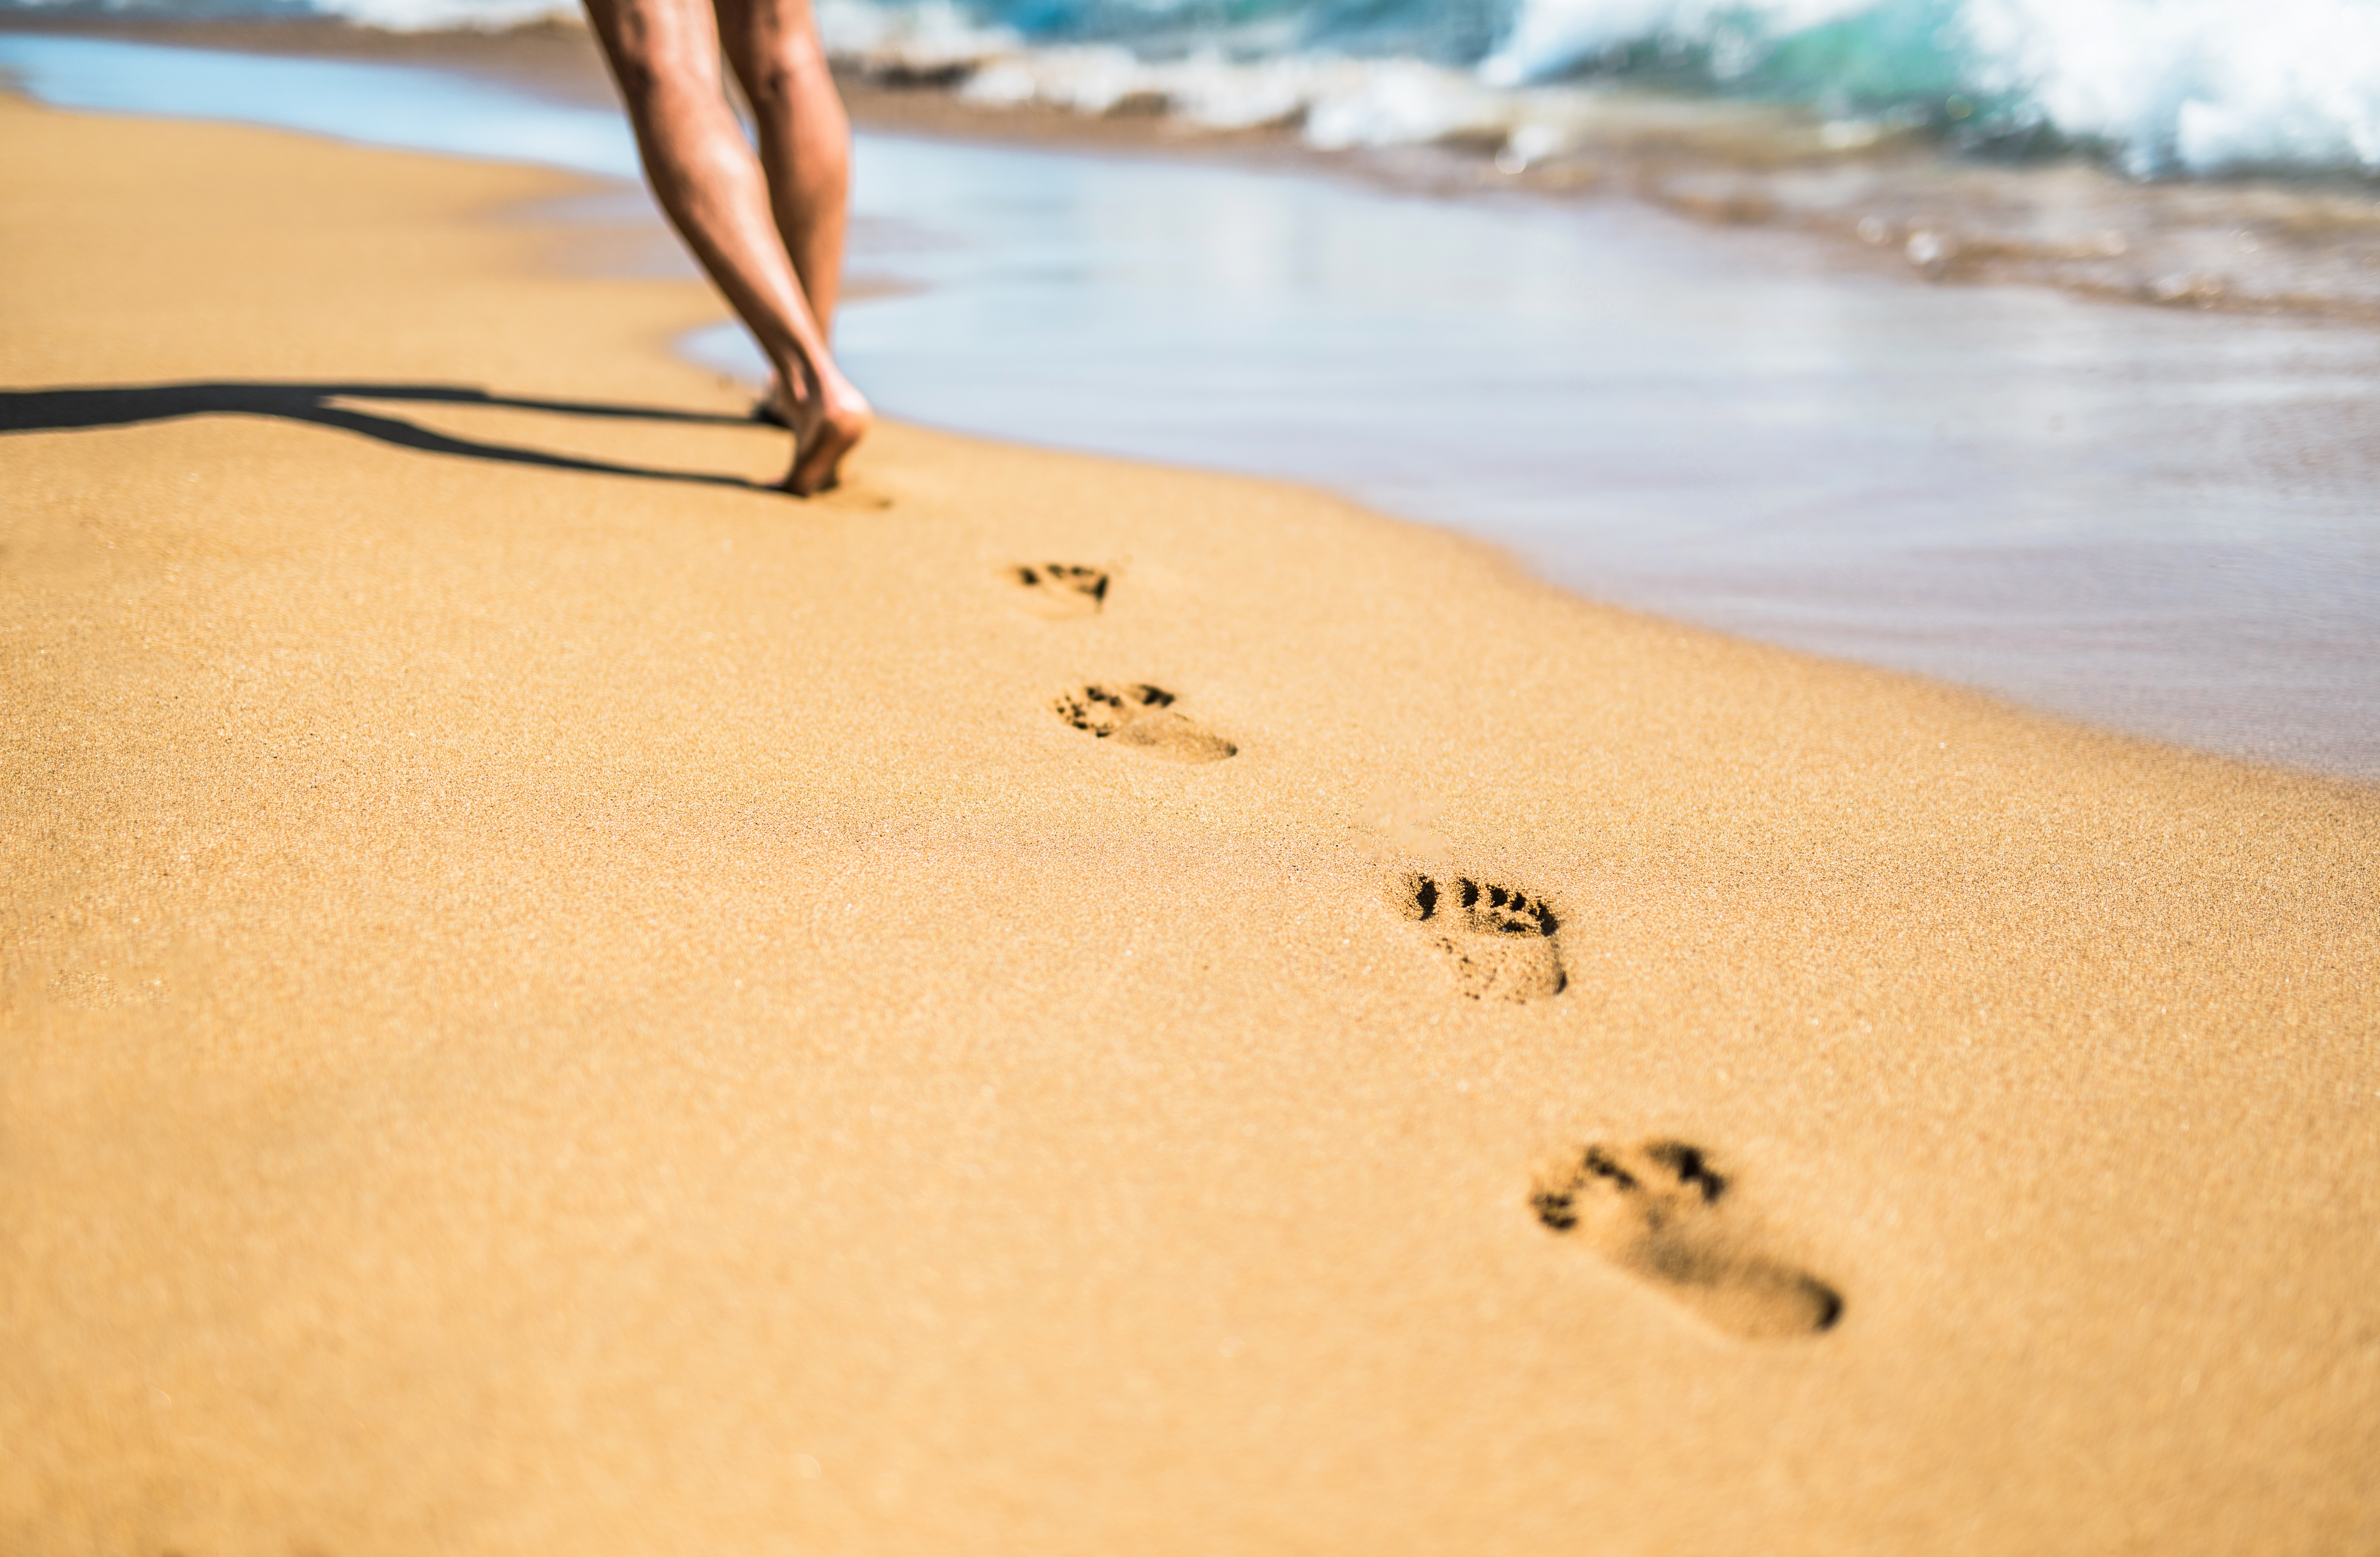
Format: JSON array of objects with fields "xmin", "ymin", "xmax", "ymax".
[{"xmin": 0, "ymin": 380, "xmax": 775, "ymax": 491}]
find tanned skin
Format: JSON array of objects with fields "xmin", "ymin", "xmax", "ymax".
[{"xmin": 584, "ymin": 0, "xmax": 871, "ymax": 494}]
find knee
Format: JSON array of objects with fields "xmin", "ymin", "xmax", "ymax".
[
  {"xmin": 608, "ymin": 39, "xmax": 719, "ymax": 121},
  {"xmin": 742, "ymin": 36, "xmax": 833, "ymax": 115}
]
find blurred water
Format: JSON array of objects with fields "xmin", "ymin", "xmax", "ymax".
[
  {"xmin": 16, "ymin": 0, "xmax": 2380, "ymax": 179},
  {"xmin": 5, "ymin": 34, "xmax": 2375, "ymax": 778},
  {"xmin": 729, "ymin": 136, "xmax": 2380, "ymax": 778},
  {"xmin": 0, "ymin": 32, "xmax": 640, "ymax": 172}
]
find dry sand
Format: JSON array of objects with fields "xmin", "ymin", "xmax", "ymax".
[{"xmin": 4, "ymin": 93, "xmax": 2377, "ymax": 1555}]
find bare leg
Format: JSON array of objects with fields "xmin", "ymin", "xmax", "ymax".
[
  {"xmin": 716, "ymin": 0, "xmax": 848, "ymax": 332},
  {"xmin": 583, "ymin": 0, "xmax": 869, "ymax": 494}
]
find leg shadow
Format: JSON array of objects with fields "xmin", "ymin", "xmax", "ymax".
[{"xmin": 0, "ymin": 380, "xmax": 777, "ymax": 491}]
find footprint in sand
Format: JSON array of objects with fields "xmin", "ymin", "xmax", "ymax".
[
  {"xmin": 1012, "ymin": 563, "xmax": 1110, "ymax": 619},
  {"xmin": 1397, "ymin": 873, "xmax": 1565, "ymax": 1001},
  {"xmin": 1531, "ymin": 1139, "xmax": 1842, "ymax": 1340},
  {"xmin": 1053, "ymin": 683, "xmax": 1236, "ymax": 763}
]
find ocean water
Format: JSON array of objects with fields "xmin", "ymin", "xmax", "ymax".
[
  {"xmin": 0, "ymin": 31, "xmax": 639, "ymax": 170},
  {"xmin": 2, "ymin": 34, "xmax": 2375, "ymax": 778},
  {"xmin": 6, "ymin": 0, "xmax": 2379, "ymax": 179},
  {"xmin": 723, "ymin": 135, "xmax": 2380, "ymax": 778}
]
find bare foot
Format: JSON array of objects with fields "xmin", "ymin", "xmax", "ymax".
[{"xmin": 770, "ymin": 366, "xmax": 872, "ymax": 497}]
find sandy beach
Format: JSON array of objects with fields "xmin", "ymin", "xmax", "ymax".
[{"xmin": 5, "ymin": 90, "xmax": 2379, "ymax": 1555}]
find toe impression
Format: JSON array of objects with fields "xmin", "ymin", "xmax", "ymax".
[
  {"xmin": 1053, "ymin": 683, "xmax": 1235, "ymax": 763},
  {"xmin": 1398, "ymin": 872, "xmax": 1565, "ymax": 1001},
  {"xmin": 1013, "ymin": 564, "xmax": 1111, "ymax": 619},
  {"xmin": 1532, "ymin": 1138, "xmax": 1842, "ymax": 1340}
]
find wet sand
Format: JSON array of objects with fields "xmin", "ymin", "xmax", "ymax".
[
  {"xmin": 13, "ymin": 13, "xmax": 2380, "ymax": 323},
  {"xmin": 12, "ymin": 27, "xmax": 2375, "ymax": 783},
  {"xmin": 5, "ymin": 94, "xmax": 2379, "ymax": 1555}
]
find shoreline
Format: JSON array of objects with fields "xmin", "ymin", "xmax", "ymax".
[
  {"xmin": 9, "ymin": 29, "xmax": 2377, "ymax": 787},
  {"xmin": 5, "ymin": 92, "xmax": 2379, "ymax": 1552},
  {"xmin": 10, "ymin": 12, "xmax": 2380, "ymax": 325}
]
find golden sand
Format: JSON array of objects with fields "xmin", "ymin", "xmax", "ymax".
[{"xmin": 4, "ymin": 94, "xmax": 2376, "ymax": 1554}]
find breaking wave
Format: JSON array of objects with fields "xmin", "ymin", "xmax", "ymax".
[{"xmin": 7, "ymin": 0, "xmax": 2376, "ymax": 177}]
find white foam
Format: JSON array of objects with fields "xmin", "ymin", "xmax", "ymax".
[
  {"xmin": 299, "ymin": 0, "xmax": 2380, "ymax": 177},
  {"xmin": 942, "ymin": 45, "xmax": 1539, "ymax": 148},
  {"xmin": 1480, "ymin": 0, "xmax": 2380, "ymax": 175},
  {"xmin": 1298, "ymin": 58, "xmax": 1506, "ymax": 148},
  {"xmin": 960, "ymin": 44, "xmax": 1148, "ymax": 114},
  {"xmin": 1965, "ymin": 0, "xmax": 2380, "ymax": 174},
  {"xmin": 818, "ymin": 0, "xmax": 1019, "ymax": 75},
  {"xmin": 311, "ymin": 0, "xmax": 580, "ymax": 31}
]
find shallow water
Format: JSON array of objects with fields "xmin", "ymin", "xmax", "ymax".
[
  {"xmin": 780, "ymin": 138, "xmax": 2380, "ymax": 778},
  {"xmin": 5, "ymin": 33, "xmax": 2376, "ymax": 779},
  {"xmin": 0, "ymin": 32, "xmax": 639, "ymax": 174}
]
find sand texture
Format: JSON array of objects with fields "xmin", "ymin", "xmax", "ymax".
[{"xmin": 4, "ymin": 95, "xmax": 2378, "ymax": 1556}]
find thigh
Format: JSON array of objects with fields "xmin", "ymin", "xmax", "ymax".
[{"xmin": 584, "ymin": 0, "xmax": 728, "ymax": 100}]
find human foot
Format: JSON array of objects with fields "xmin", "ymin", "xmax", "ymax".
[
  {"xmin": 770, "ymin": 365, "xmax": 872, "ymax": 497},
  {"xmin": 1531, "ymin": 1139, "xmax": 1842, "ymax": 1339}
]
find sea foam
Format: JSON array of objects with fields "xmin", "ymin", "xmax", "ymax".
[
  {"xmin": 12, "ymin": 0, "xmax": 2377, "ymax": 177},
  {"xmin": 822, "ymin": 0, "xmax": 2380, "ymax": 177}
]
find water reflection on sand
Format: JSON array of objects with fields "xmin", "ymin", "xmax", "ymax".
[
  {"xmin": 3, "ymin": 33, "xmax": 2373, "ymax": 780},
  {"xmin": 771, "ymin": 133, "xmax": 2379, "ymax": 780}
]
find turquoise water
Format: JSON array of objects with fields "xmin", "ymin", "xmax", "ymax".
[
  {"xmin": 4, "ymin": 33, "xmax": 2376, "ymax": 779},
  {"xmin": 12, "ymin": 0, "xmax": 2380, "ymax": 178}
]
